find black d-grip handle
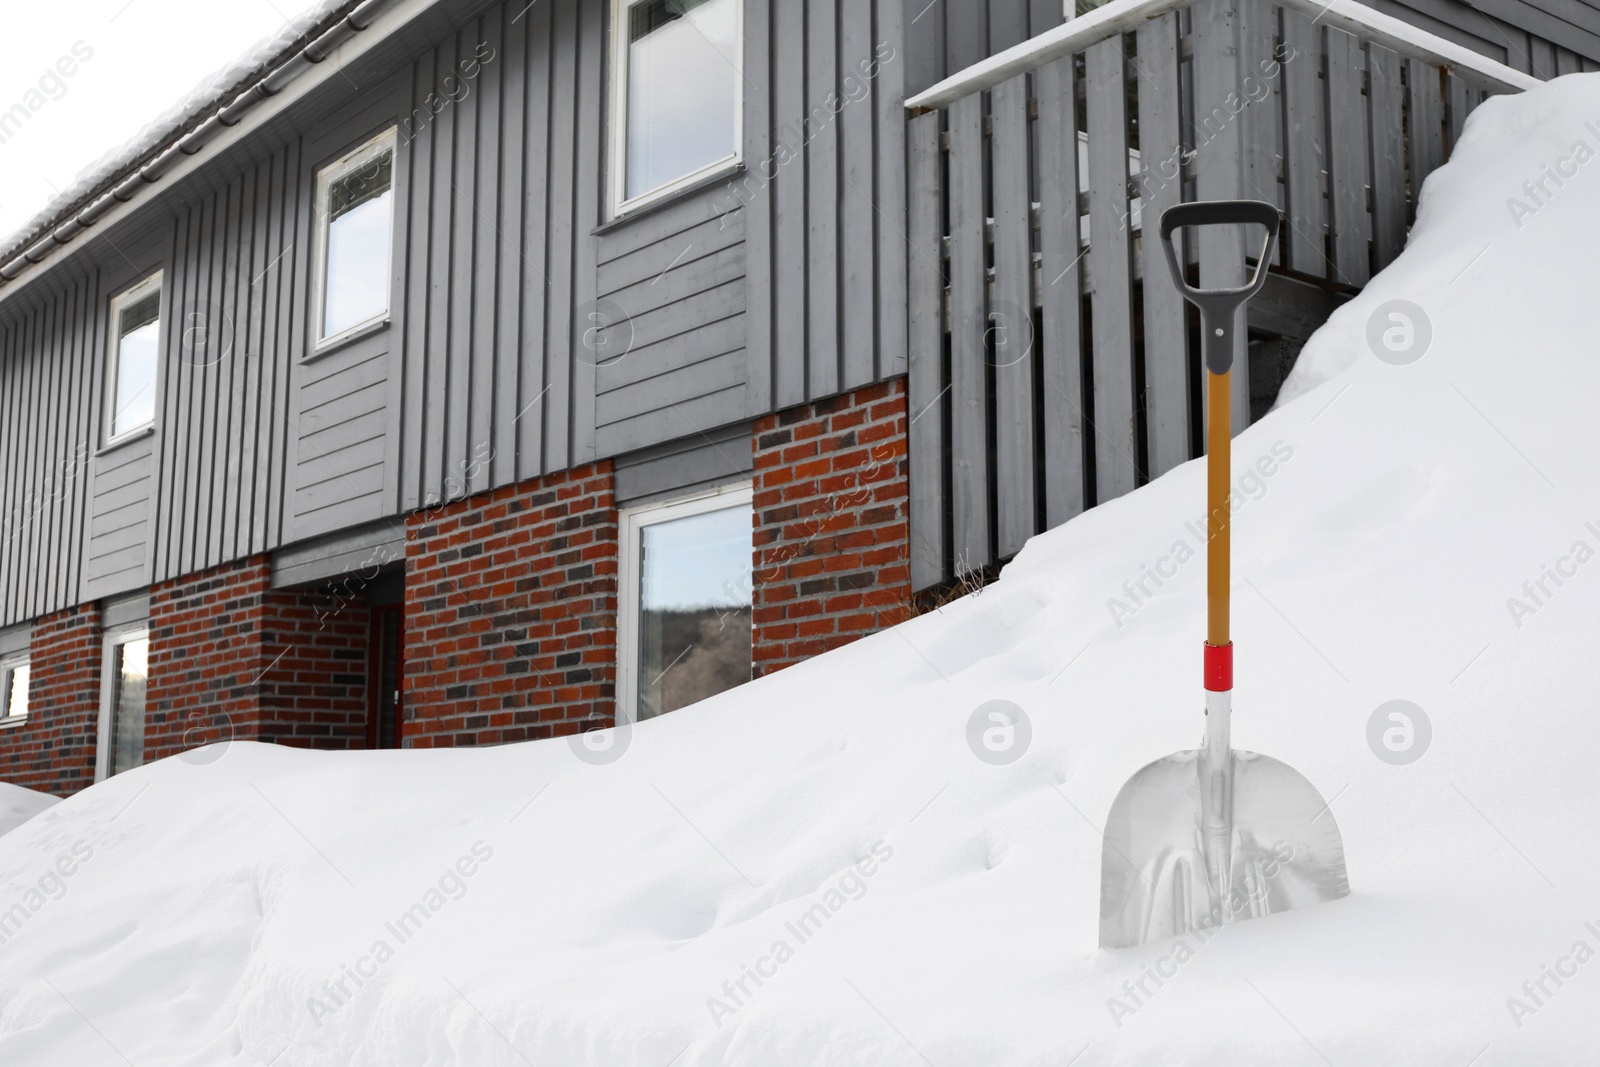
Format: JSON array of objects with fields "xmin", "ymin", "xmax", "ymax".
[{"xmin": 1158, "ymin": 200, "xmax": 1280, "ymax": 375}]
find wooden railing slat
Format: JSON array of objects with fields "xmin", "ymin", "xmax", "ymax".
[
  {"xmin": 948, "ymin": 92, "xmax": 992, "ymax": 574},
  {"xmin": 1193, "ymin": 0, "xmax": 1252, "ymax": 431},
  {"xmin": 1137, "ymin": 12, "xmax": 1191, "ymax": 478},
  {"xmin": 1328, "ymin": 27, "xmax": 1372, "ymax": 287},
  {"xmin": 1086, "ymin": 37, "xmax": 1140, "ymax": 500},
  {"xmin": 907, "ymin": 112, "xmax": 948, "ymax": 590},
  {"xmin": 1283, "ymin": 9, "xmax": 1328, "ymax": 278},
  {"xmin": 1368, "ymin": 42, "xmax": 1408, "ymax": 269},
  {"xmin": 991, "ymin": 74, "xmax": 1038, "ymax": 559},
  {"xmin": 1036, "ymin": 55, "xmax": 1087, "ymax": 530}
]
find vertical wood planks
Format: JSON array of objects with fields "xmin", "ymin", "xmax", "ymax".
[
  {"xmin": 947, "ymin": 92, "xmax": 991, "ymax": 574},
  {"xmin": 401, "ymin": 56, "xmax": 434, "ymax": 511},
  {"xmin": 447, "ymin": 28, "xmax": 478, "ymax": 486},
  {"xmin": 742, "ymin": 0, "xmax": 773, "ymax": 415},
  {"xmin": 907, "ymin": 112, "xmax": 946, "ymax": 591},
  {"xmin": 771, "ymin": 0, "xmax": 807, "ymax": 409},
  {"xmin": 991, "ymin": 74, "xmax": 1036, "ymax": 559},
  {"xmin": 517, "ymin": 0, "xmax": 552, "ymax": 483},
  {"xmin": 568, "ymin": 0, "xmax": 603, "ymax": 467},
  {"xmin": 904, "ymin": 0, "xmax": 944, "ymax": 98},
  {"xmin": 1282, "ymin": 9, "xmax": 1326, "ymax": 278},
  {"xmin": 876, "ymin": 0, "xmax": 909, "ymax": 380},
  {"xmin": 1326, "ymin": 27, "xmax": 1371, "ymax": 287},
  {"xmin": 469, "ymin": 10, "xmax": 503, "ymax": 496},
  {"xmin": 1036, "ymin": 54, "xmax": 1084, "ymax": 531},
  {"xmin": 1192, "ymin": 0, "xmax": 1252, "ymax": 432},
  {"xmin": 1407, "ymin": 57, "xmax": 1444, "ymax": 203},
  {"xmin": 945, "ymin": 0, "xmax": 988, "ymax": 81},
  {"xmin": 807, "ymin": 0, "xmax": 841, "ymax": 399},
  {"xmin": 1137, "ymin": 13, "xmax": 1190, "ymax": 479},
  {"xmin": 1367, "ymin": 42, "xmax": 1407, "ymax": 269},
  {"xmin": 423, "ymin": 41, "xmax": 455, "ymax": 500},
  {"xmin": 1238, "ymin": 0, "xmax": 1280, "ymax": 212},
  {"xmin": 492, "ymin": 1, "xmax": 526, "ymax": 490},
  {"xmin": 840, "ymin": 0, "xmax": 876, "ymax": 391},
  {"xmin": 1087, "ymin": 38, "xmax": 1139, "ymax": 500},
  {"xmin": 1446, "ymin": 72, "xmax": 1469, "ymax": 156},
  {"xmin": 988, "ymin": 0, "xmax": 1030, "ymax": 53}
]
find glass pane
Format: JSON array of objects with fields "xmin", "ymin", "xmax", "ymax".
[
  {"xmin": 636, "ymin": 501, "xmax": 751, "ymax": 720},
  {"xmin": 112, "ymin": 292, "xmax": 160, "ymax": 438},
  {"xmin": 110, "ymin": 638, "xmax": 148, "ymax": 776},
  {"xmin": 3, "ymin": 665, "xmax": 26, "ymax": 719},
  {"xmin": 625, "ymin": 0, "xmax": 738, "ymax": 200},
  {"xmin": 322, "ymin": 150, "xmax": 394, "ymax": 339}
]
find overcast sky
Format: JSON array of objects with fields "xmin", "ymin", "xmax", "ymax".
[{"xmin": 0, "ymin": 0, "xmax": 326, "ymax": 242}]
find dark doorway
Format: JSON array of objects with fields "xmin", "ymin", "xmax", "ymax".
[
  {"xmin": 365, "ymin": 567, "xmax": 405, "ymax": 749},
  {"xmin": 367, "ymin": 603, "xmax": 403, "ymax": 748}
]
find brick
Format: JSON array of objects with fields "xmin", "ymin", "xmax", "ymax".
[
  {"xmin": 751, "ymin": 378, "xmax": 909, "ymax": 678},
  {"xmin": 405, "ymin": 462, "xmax": 619, "ymax": 747}
]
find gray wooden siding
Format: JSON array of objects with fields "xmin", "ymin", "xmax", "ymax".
[
  {"xmin": 905, "ymin": 0, "xmax": 1068, "ymax": 97},
  {"xmin": 0, "ymin": 273, "xmax": 103, "ymax": 620},
  {"xmin": 150, "ymin": 145, "xmax": 299, "ymax": 582},
  {"xmin": 5, "ymin": 0, "xmax": 1585, "ymax": 628},
  {"xmin": 593, "ymin": 201, "xmax": 748, "ymax": 456},
  {"xmin": 0, "ymin": 0, "xmax": 914, "ymax": 628},
  {"xmin": 1383, "ymin": 0, "xmax": 1600, "ymax": 71}
]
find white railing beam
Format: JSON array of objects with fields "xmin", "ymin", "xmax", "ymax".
[{"xmin": 905, "ymin": 0, "xmax": 1540, "ymax": 110}]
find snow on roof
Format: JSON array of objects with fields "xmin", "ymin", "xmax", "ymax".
[
  {"xmin": 0, "ymin": 0, "xmax": 360, "ymax": 270},
  {"xmin": 1, "ymin": 71, "xmax": 1598, "ymax": 1063}
]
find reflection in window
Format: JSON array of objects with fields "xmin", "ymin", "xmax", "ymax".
[
  {"xmin": 635, "ymin": 499, "xmax": 752, "ymax": 720},
  {"xmin": 317, "ymin": 130, "xmax": 396, "ymax": 342},
  {"xmin": 1, "ymin": 660, "xmax": 27, "ymax": 722},
  {"xmin": 108, "ymin": 636, "xmax": 148, "ymax": 777},
  {"xmin": 109, "ymin": 280, "xmax": 161, "ymax": 440},
  {"xmin": 617, "ymin": 0, "xmax": 741, "ymax": 204}
]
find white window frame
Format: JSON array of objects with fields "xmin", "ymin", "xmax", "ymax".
[
  {"xmin": 607, "ymin": 0, "xmax": 745, "ymax": 217},
  {"xmin": 616, "ymin": 481, "xmax": 753, "ymax": 724},
  {"xmin": 0, "ymin": 654, "xmax": 28, "ymax": 728},
  {"xmin": 96, "ymin": 625, "xmax": 149, "ymax": 783},
  {"xmin": 311, "ymin": 126, "xmax": 398, "ymax": 352},
  {"xmin": 104, "ymin": 272, "xmax": 163, "ymax": 447}
]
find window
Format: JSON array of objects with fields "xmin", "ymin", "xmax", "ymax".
[
  {"xmin": 106, "ymin": 274, "xmax": 162, "ymax": 443},
  {"xmin": 97, "ymin": 628, "xmax": 149, "ymax": 781},
  {"xmin": 0, "ymin": 657, "xmax": 28, "ymax": 726},
  {"xmin": 617, "ymin": 485, "xmax": 753, "ymax": 722},
  {"xmin": 609, "ymin": 0, "xmax": 742, "ymax": 213},
  {"xmin": 314, "ymin": 128, "xmax": 397, "ymax": 347}
]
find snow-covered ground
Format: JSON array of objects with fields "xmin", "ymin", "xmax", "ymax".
[
  {"xmin": 0, "ymin": 784, "xmax": 57, "ymax": 839},
  {"xmin": 4, "ymin": 74, "xmax": 1600, "ymax": 1067}
]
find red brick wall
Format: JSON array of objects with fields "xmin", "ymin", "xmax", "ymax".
[
  {"xmin": 752, "ymin": 378, "xmax": 912, "ymax": 675},
  {"xmin": 403, "ymin": 462, "xmax": 618, "ymax": 747},
  {"xmin": 0, "ymin": 605, "xmax": 104, "ymax": 796},
  {"xmin": 258, "ymin": 589, "xmax": 370, "ymax": 749},
  {"xmin": 147, "ymin": 555, "xmax": 370, "ymax": 760}
]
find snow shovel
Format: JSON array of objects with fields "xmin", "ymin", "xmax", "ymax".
[{"xmin": 1098, "ymin": 200, "xmax": 1349, "ymax": 949}]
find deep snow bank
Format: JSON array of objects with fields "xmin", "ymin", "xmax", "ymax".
[
  {"xmin": 0, "ymin": 783, "xmax": 56, "ymax": 839},
  {"xmin": 4, "ymin": 75, "xmax": 1600, "ymax": 1067}
]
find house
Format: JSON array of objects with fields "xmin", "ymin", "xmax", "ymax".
[{"xmin": 0, "ymin": 0, "xmax": 1589, "ymax": 796}]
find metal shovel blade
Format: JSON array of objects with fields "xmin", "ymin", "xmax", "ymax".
[{"xmin": 1099, "ymin": 747, "xmax": 1350, "ymax": 949}]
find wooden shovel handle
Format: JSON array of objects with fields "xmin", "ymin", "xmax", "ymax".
[{"xmin": 1207, "ymin": 368, "xmax": 1231, "ymax": 649}]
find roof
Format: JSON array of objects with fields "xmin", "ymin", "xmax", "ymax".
[{"xmin": 0, "ymin": 0, "xmax": 383, "ymax": 286}]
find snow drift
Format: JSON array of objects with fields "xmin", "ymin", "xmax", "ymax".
[
  {"xmin": 4, "ymin": 75, "xmax": 1600, "ymax": 1066},
  {"xmin": 0, "ymin": 784, "xmax": 56, "ymax": 839}
]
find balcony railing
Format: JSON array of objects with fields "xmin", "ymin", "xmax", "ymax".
[{"xmin": 903, "ymin": 0, "xmax": 1536, "ymax": 590}]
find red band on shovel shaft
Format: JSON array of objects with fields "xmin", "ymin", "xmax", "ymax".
[{"xmin": 1204, "ymin": 642, "xmax": 1233, "ymax": 692}]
